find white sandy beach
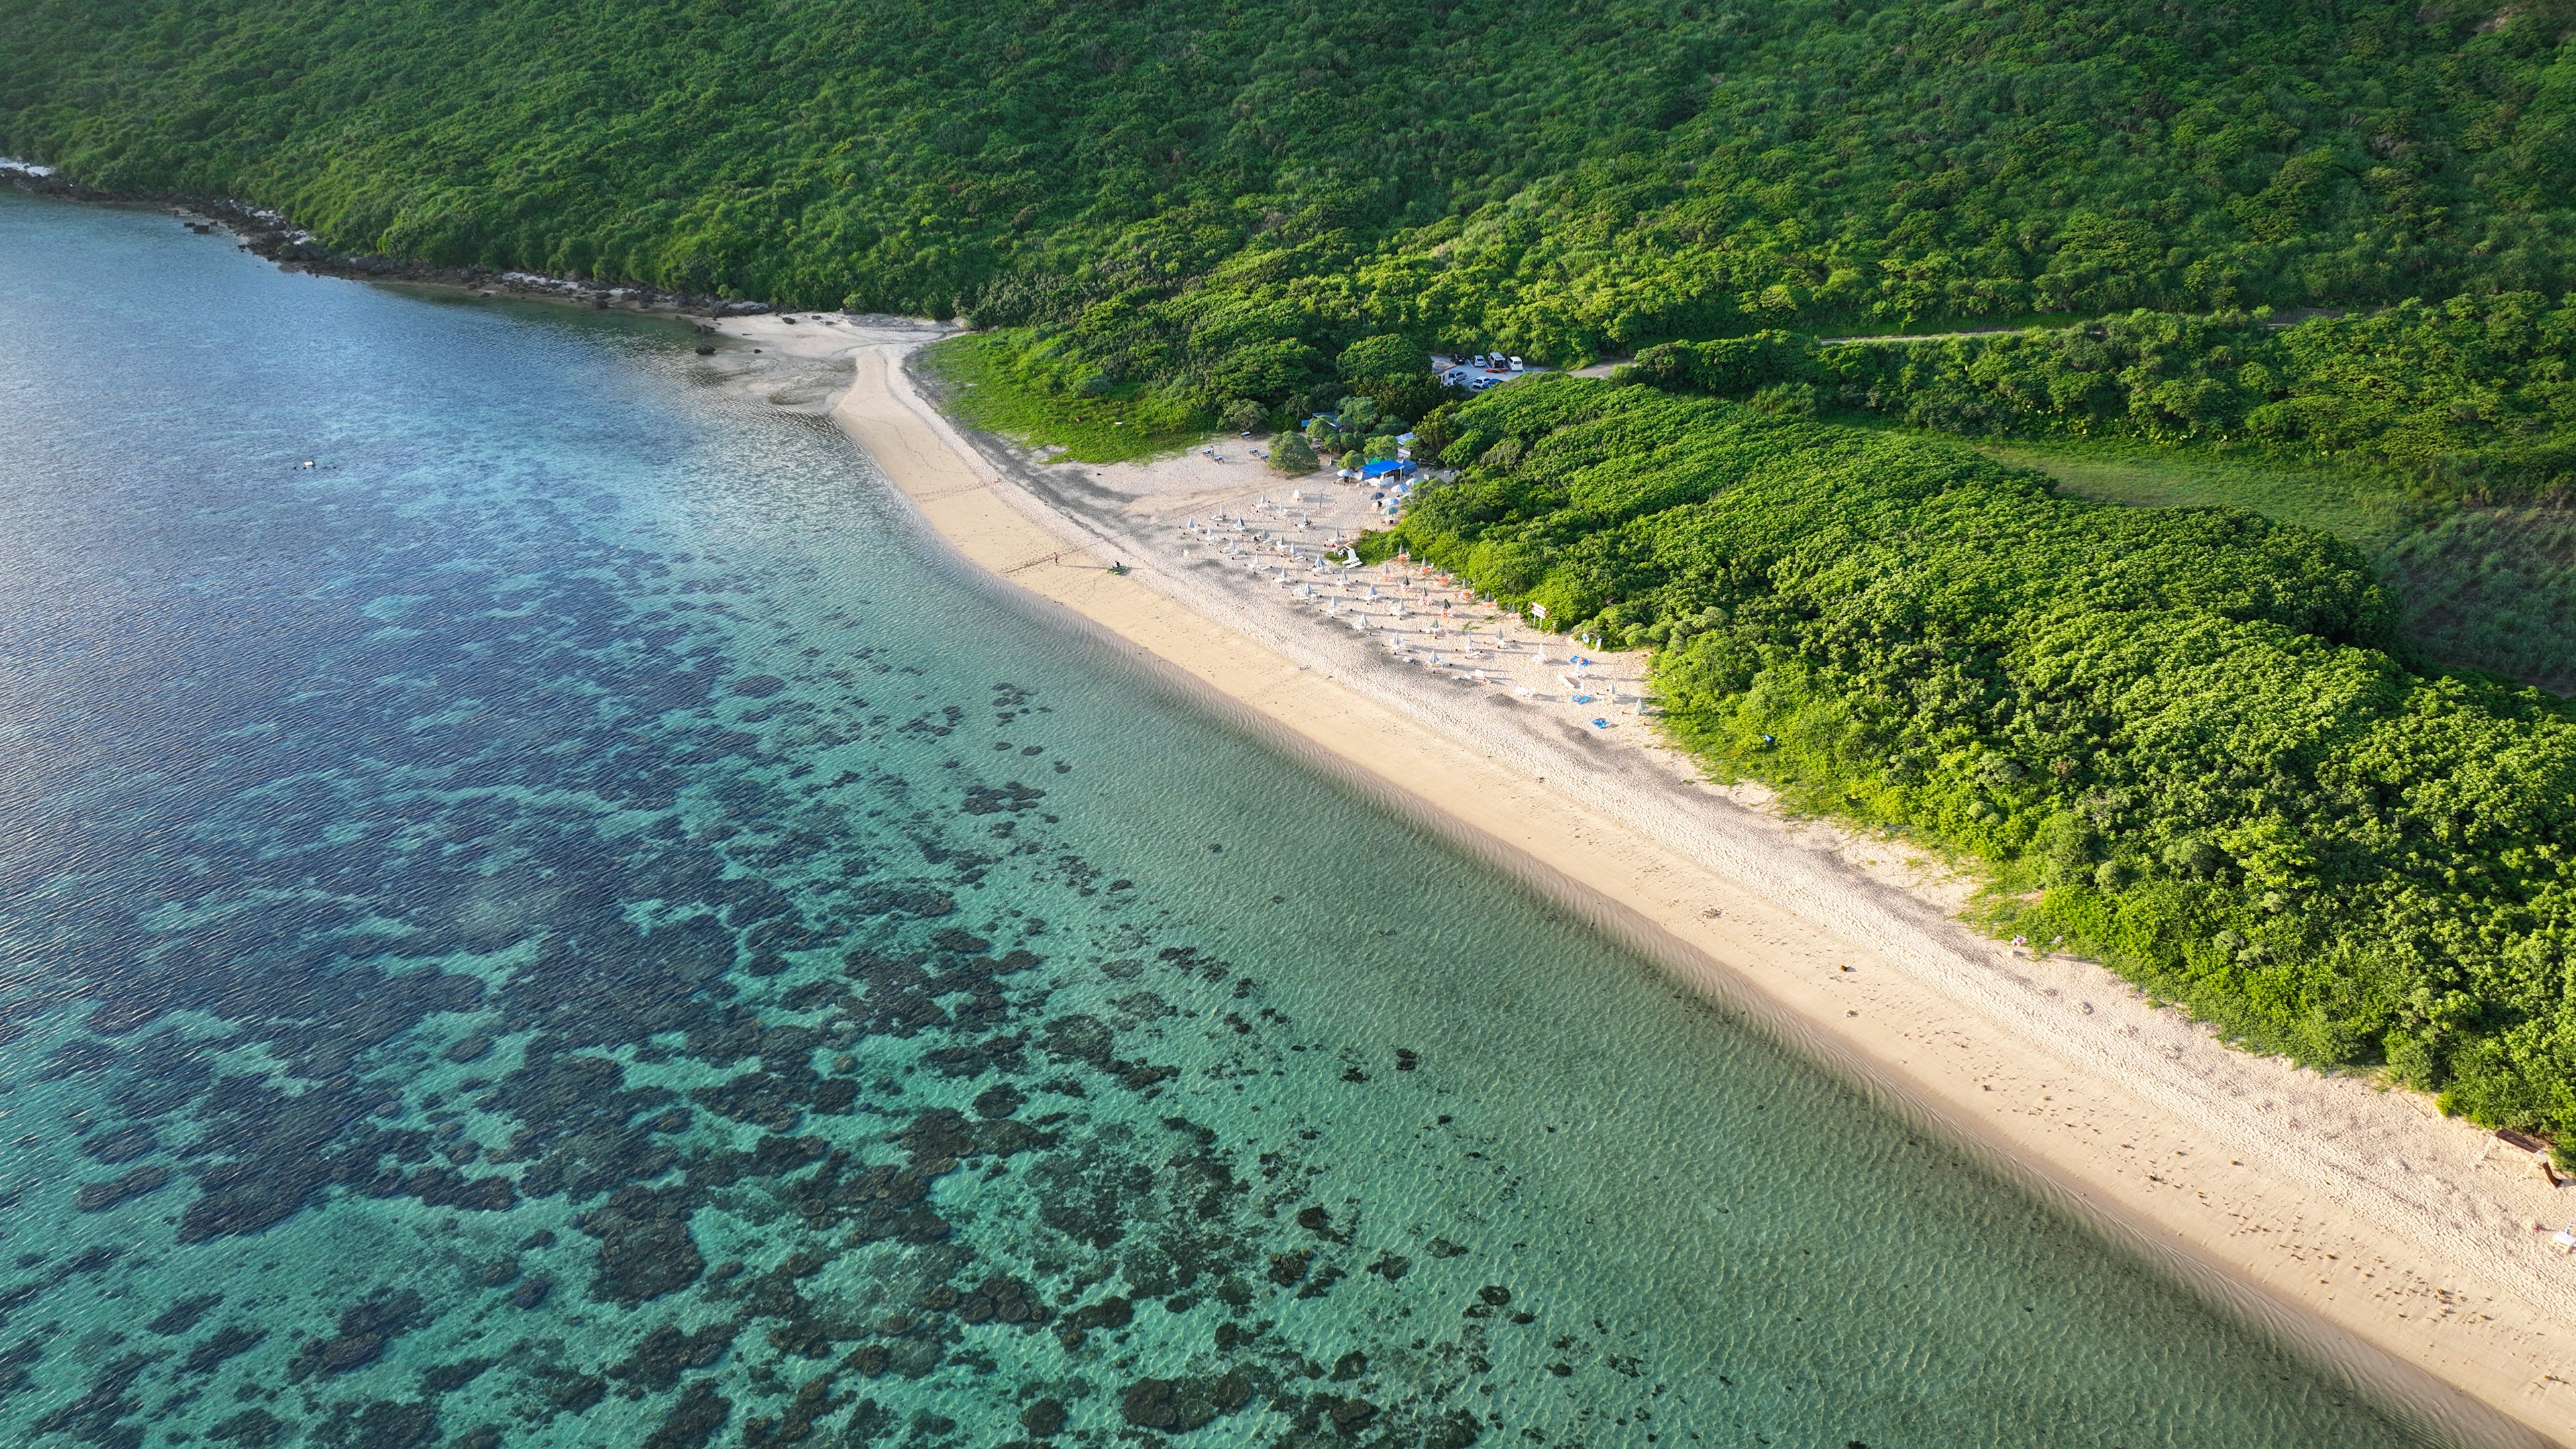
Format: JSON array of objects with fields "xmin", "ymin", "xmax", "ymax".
[{"xmin": 712, "ymin": 311, "xmax": 2576, "ymax": 1446}]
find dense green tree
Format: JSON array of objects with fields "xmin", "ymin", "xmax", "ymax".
[{"xmin": 1339, "ymin": 334, "xmax": 1432, "ymax": 384}]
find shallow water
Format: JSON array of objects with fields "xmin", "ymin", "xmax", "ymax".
[{"xmin": 0, "ymin": 192, "xmax": 2467, "ymax": 1449}]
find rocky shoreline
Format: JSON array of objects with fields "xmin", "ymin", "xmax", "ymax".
[{"xmin": 3, "ymin": 161, "xmax": 774, "ymax": 319}]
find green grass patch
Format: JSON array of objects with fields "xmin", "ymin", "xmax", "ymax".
[
  {"xmin": 917, "ymin": 332, "xmax": 1207, "ymax": 465},
  {"xmin": 1962, "ymin": 434, "xmax": 2576, "ymax": 693},
  {"xmin": 2379, "ymin": 508, "xmax": 2576, "ymax": 696},
  {"xmin": 1965, "ymin": 437, "xmax": 2410, "ymax": 549}
]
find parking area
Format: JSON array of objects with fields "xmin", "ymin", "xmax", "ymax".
[{"xmin": 1432, "ymin": 352, "xmax": 1538, "ymax": 393}]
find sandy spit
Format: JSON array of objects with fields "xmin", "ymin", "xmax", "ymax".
[{"xmin": 715, "ymin": 313, "xmax": 2576, "ymax": 1446}]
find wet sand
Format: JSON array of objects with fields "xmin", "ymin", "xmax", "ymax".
[{"xmin": 720, "ymin": 312, "xmax": 2576, "ymax": 1446}]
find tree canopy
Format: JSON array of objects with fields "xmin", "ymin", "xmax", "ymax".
[
  {"xmin": 7, "ymin": 0, "xmax": 2575, "ymax": 432},
  {"xmin": 1339, "ymin": 335, "xmax": 1432, "ymax": 385}
]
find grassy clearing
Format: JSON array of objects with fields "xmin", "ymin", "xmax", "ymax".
[
  {"xmin": 1964, "ymin": 435, "xmax": 2576, "ymax": 694},
  {"xmin": 2379, "ymin": 508, "xmax": 2576, "ymax": 695},
  {"xmin": 1967, "ymin": 437, "xmax": 2408, "ymax": 549},
  {"xmin": 916, "ymin": 333, "xmax": 1206, "ymax": 465}
]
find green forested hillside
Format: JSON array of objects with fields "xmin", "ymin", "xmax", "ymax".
[
  {"xmin": 1381, "ymin": 379, "xmax": 2576, "ymax": 1146},
  {"xmin": 7, "ymin": 0, "xmax": 2575, "ymax": 431}
]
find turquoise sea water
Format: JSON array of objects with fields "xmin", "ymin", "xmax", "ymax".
[{"xmin": 0, "ymin": 192, "xmax": 2479, "ymax": 1449}]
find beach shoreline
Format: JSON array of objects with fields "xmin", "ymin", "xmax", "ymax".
[{"xmin": 708, "ymin": 314, "xmax": 2576, "ymax": 1444}]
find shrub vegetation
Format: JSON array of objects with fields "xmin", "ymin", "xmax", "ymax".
[
  {"xmin": 1268, "ymin": 433, "xmax": 1320, "ymax": 475},
  {"xmin": 1379, "ymin": 378, "xmax": 2576, "ymax": 1148},
  {"xmin": 922, "ymin": 331, "xmax": 1203, "ymax": 464},
  {"xmin": 1968, "ymin": 437, "xmax": 2576, "ymax": 694},
  {"xmin": 1621, "ymin": 296, "xmax": 2576, "ymax": 501}
]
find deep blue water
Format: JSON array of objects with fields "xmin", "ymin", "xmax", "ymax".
[{"xmin": 0, "ymin": 192, "xmax": 2474, "ymax": 1449}]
